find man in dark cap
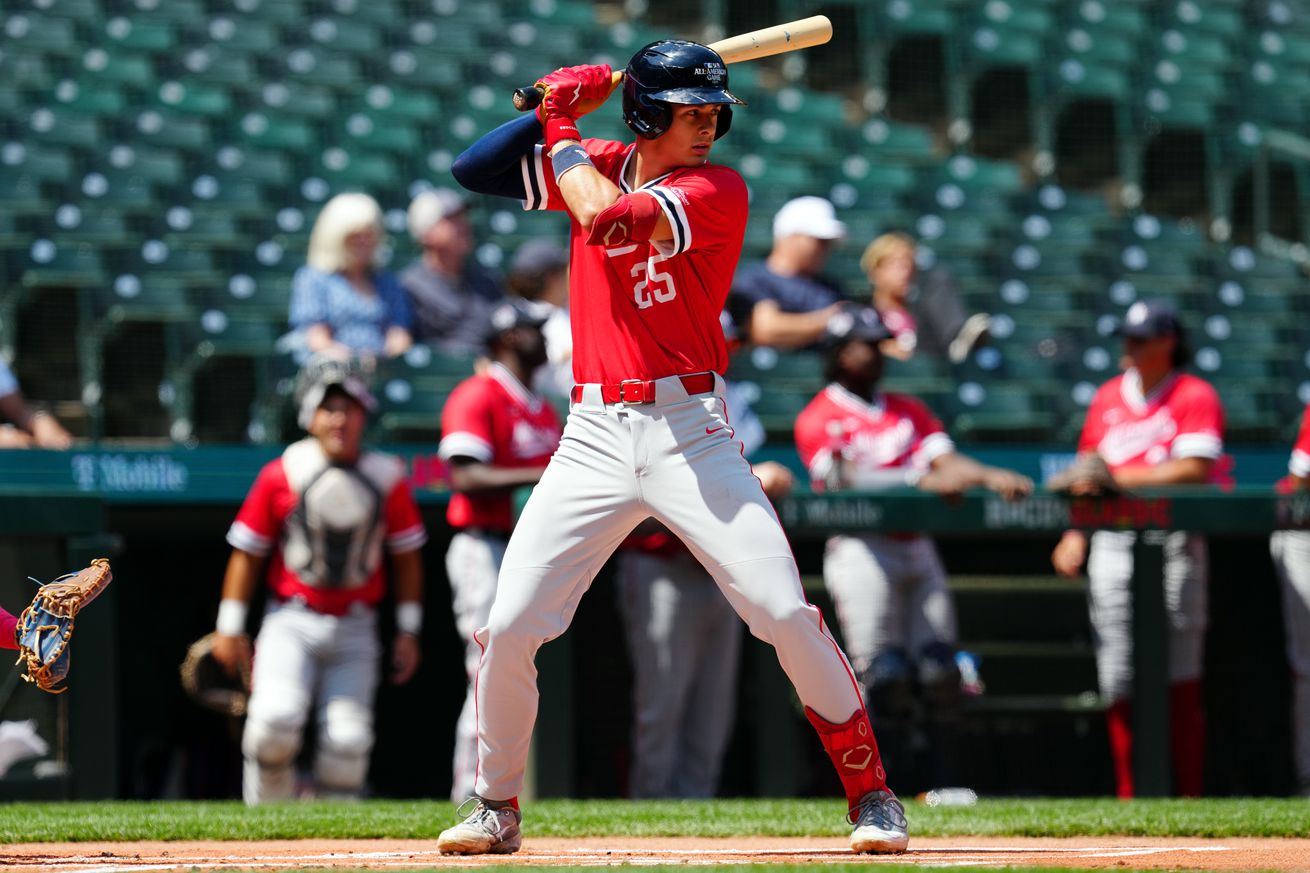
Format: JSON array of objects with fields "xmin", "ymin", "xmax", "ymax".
[{"xmin": 1051, "ymin": 298, "xmax": 1225, "ymax": 798}]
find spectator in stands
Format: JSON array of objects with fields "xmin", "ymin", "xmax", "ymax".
[
  {"xmin": 1050, "ymin": 299, "xmax": 1224, "ymax": 798},
  {"xmin": 286, "ymin": 193, "xmax": 414, "ymax": 364},
  {"xmin": 615, "ymin": 311, "xmax": 795, "ymax": 798},
  {"xmin": 731, "ymin": 196, "xmax": 849, "ymax": 350},
  {"xmin": 0, "ymin": 359, "xmax": 73, "ymax": 449},
  {"xmin": 401, "ymin": 188, "xmax": 505, "ymax": 355},
  {"xmin": 794, "ymin": 307, "xmax": 1030, "ymax": 789},
  {"xmin": 1270, "ymin": 400, "xmax": 1310, "ymax": 797},
  {"xmin": 860, "ymin": 232, "xmax": 990, "ymax": 365},
  {"xmin": 505, "ymin": 238, "xmax": 571, "ymax": 399}
]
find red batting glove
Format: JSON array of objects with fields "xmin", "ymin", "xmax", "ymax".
[{"xmin": 535, "ymin": 64, "xmax": 614, "ymax": 149}]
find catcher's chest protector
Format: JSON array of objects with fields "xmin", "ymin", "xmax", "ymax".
[{"xmin": 280, "ymin": 439, "xmax": 403, "ymax": 590}]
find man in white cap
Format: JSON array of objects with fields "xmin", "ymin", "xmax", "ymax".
[
  {"xmin": 400, "ymin": 188, "xmax": 506, "ymax": 355},
  {"xmin": 211, "ymin": 356, "xmax": 427, "ymax": 804},
  {"xmin": 731, "ymin": 195, "xmax": 853, "ymax": 350}
]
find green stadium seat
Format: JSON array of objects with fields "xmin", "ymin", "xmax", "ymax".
[
  {"xmin": 103, "ymin": 16, "xmax": 176, "ymax": 52},
  {"xmin": 179, "ymin": 45, "xmax": 258, "ymax": 87},
  {"xmin": 50, "ymin": 78, "xmax": 127, "ymax": 115},
  {"xmin": 857, "ymin": 117, "xmax": 938, "ymax": 162},
  {"xmin": 235, "ymin": 111, "xmax": 316, "ymax": 150},
  {"xmin": 5, "ymin": 13, "xmax": 78, "ymax": 54},
  {"xmin": 79, "ymin": 45, "xmax": 154, "ymax": 86},
  {"xmin": 80, "ymin": 169, "xmax": 158, "ymax": 211},
  {"xmin": 375, "ymin": 346, "xmax": 478, "ymax": 392},
  {"xmin": 1060, "ymin": 29, "xmax": 1136, "ymax": 67},
  {"xmin": 299, "ymin": 17, "xmax": 383, "ymax": 54},
  {"xmin": 340, "ymin": 113, "xmax": 421, "ymax": 153},
  {"xmin": 214, "ymin": 272, "xmax": 293, "ymax": 322},
  {"xmin": 24, "ymin": 106, "xmax": 102, "ymax": 148},
  {"xmin": 21, "ymin": 240, "xmax": 108, "ymax": 288},
  {"xmin": 132, "ymin": 109, "xmax": 211, "ymax": 151},
  {"xmin": 950, "ymin": 382, "xmax": 1056, "ymax": 442},
  {"xmin": 152, "ymin": 80, "xmax": 232, "ymax": 117},
  {"xmin": 877, "ymin": 0, "xmax": 956, "ymax": 37},
  {"xmin": 727, "ymin": 348, "xmax": 825, "ymax": 389},
  {"xmin": 49, "ymin": 205, "xmax": 129, "ymax": 247},
  {"xmin": 311, "ymin": 149, "xmax": 401, "ymax": 190},
  {"xmin": 375, "ymin": 379, "xmax": 447, "ymax": 441},
  {"xmin": 210, "ymin": 147, "xmax": 294, "ymax": 188},
  {"xmin": 0, "ymin": 175, "xmax": 52, "ymax": 217},
  {"xmin": 159, "ymin": 206, "xmax": 249, "ymax": 250},
  {"xmin": 279, "ymin": 47, "xmax": 362, "ymax": 89},
  {"xmin": 204, "ymin": 16, "xmax": 281, "ymax": 52},
  {"xmin": 119, "ymin": 242, "xmax": 223, "ymax": 287},
  {"xmin": 361, "ymin": 86, "xmax": 441, "ymax": 121}
]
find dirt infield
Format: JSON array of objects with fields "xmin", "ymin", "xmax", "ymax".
[{"xmin": 2, "ymin": 837, "xmax": 1309, "ymax": 871}]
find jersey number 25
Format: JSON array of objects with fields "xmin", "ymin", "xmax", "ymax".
[{"xmin": 631, "ymin": 255, "xmax": 677, "ymax": 310}]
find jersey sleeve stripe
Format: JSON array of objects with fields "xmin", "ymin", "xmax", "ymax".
[
  {"xmin": 646, "ymin": 187, "xmax": 691, "ymax": 255},
  {"xmin": 521, "ymin": 145, "xmax": 547, "ymax": 211},
  {"xmin": 387, "ymin": 524, "xmax": 428, "ymax": 553},
  {"xmin": 438, "ymin": 432, "xmax": 495, "ymax": 463},
  {"xmin": 914, "ymin": 432, "xmax": 956, "ymax": 467},
  {"xmin": 1171, "ymin": 433, "xmax": 1223, "ymax": 459},
  {"xmin": 227, "ymin": 521, "xmax": 273, "ymax": 556},
  {"xmin": 1291, "ymin": 448, "xmax": 1310, "ymax": 478}
]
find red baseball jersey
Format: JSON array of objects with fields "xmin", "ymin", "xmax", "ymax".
[
  {"xmin": 439, "ymin": 363, "xmax": 562, "ymax": 533},
  {"xmin": 795, "ymin": 384, "xmax": 955, "ymax": 486},
  {"xmin": 1078, "ymin": 369, "xmax": 1224, "ymax": 474},
  {"xmin": 227, "ymin": 442, "xmax": 426, "ymax": 615},
  {"xmin": 522, "ymin": 139, "xmax": 748, "ymax": 383},
  {"xmin": 0, "ymin": 607, "xmax": 16, "ymax": 651},
  {"xmin": 1290, "ymin": 402, "xmax": 1310, "ymax": 479}
]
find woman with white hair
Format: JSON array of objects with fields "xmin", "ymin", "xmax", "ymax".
[{"xmin": 288, "ymin": 193, "xmax": 414, "ymax": 362}]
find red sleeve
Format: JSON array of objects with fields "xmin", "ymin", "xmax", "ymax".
[
  {"xmin": 1078, "ymin": 383, "xmax": 1111, "ymax": 453},
  {"xmin": 793, "ymin": 396, "xmax": 831, "ymax": 476},
  {"xmin": 643, "ymin": 165, "xmax": 748, "ymax": 259},
  {"xmin": 384, "ymin": 479, "xmax": 427, "ymax": 554},
  {"xmin": 1170, "ymin": 378, "xmax": 1224, "ymax": 459},
  {"xmin": 894, "ymin": 395, "xmax": 955, "ymax": 466},
  {"xmin": 0, "ymin": 607, "xmax": 18, "ymax": 651},
  {"xmin": 1292, "ymin": 403, "xmax": 1310, "ymax": 478},
  {"xmin": 439, "ymin": 379, "xmax": 495, "ymax": 463},
  {"xmin": 226, "ymin": 460, "xmax": 287, "ymax": 556},
  {"xmin": 523, "ymin": 138, "xmax": 629, "ymax": 212}
]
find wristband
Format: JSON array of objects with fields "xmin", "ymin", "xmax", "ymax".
[
  {"xmin": 216, "ymin": 599, "xmax": 248, "ymax": 636},
  {"xmin": 551, "ymin": 143, "xmax": 593, "ymax": 183},
  {"xmin": 396, "ymin": 602, "xmax": 423, "ymax": 635},
  {"xmin": 543, "ymin": 114, "xmax": 581, "ymax": 151}
]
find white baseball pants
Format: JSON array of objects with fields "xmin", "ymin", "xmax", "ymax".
[
  {"xmin": 615, "ymin": 547, "xmax": 741, "ymax": 798},
  {"xmin": 472, "ymin": 374, "xmax": 864, "ymax": 802},
  {"xmin": 823, "ymin": 533, "xmax": 955, "ymax": 681},
  {"xmin": 242, "ymin": 600, "xmax": 380, "ymax": 804},
  {"xmin": 1271, "ymin": 530, "xmax": 1310, "ymax": 791},
  {"xmin": 445, "ymin": 529, "xmax": 509, "ymax": 802},
  {"xmin": 1086, "ymin": 530, "xmax": 1208, "ymax": 703}
]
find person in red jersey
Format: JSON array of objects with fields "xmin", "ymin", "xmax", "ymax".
[
  {"xmin": 1271, "ymin": 401, "xmax": 1310, "ymax": 795},
  {"xmin": 440, "ymin": 298, "xmax": 562, "ymax": 803},
  {"xmin": 1051, "ymin": 299, "xmax": 1224, "ymax": 798},
  {"xmin": 795, "ymin": 307, "xmax": 1030, "ymax": 787},
  {"xmin": 440, "ymin": 41, "xmax": 908, "ymax": 856},
  {"xmin": 211, "ymin": 357, "xmax": 426, "ymax": 804}
]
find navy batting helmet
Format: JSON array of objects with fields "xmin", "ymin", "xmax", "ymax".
[{"xmin": 622, "ymin": 40, "xmax": 746, "ymax": 140}]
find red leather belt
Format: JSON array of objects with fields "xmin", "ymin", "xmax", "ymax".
[{"xmin": 571, "ymin": 372, "xmax": 716, "ymax": 405}]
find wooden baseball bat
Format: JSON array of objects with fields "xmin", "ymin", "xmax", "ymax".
[{"xmin": 511, "ymin": 15, "xmax": 833, "ymax": 111}]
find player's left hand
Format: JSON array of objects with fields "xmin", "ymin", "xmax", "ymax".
[
  {"xmin": 754, "ymin": 461, "xmax": 795, "ymax": 500},
  {"xmin": 391, "ymin": 632, "xmax": 421, "ymax": 685},
  {"xmin": 984, "ymin": 469, "xmax": 1033, "ymax": 501},
  {"xmin": 534, "ymin": 64, "xmax": 616, "ymax": 121}
]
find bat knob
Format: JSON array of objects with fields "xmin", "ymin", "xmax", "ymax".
[{"xmin": 513, "ymin": 86, "xmax": 544, "ymax": 112}]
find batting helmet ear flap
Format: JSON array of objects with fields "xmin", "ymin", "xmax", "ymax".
[{"xmin": 714, "ymin": 104, "xmax": 733, "ymax": 140}]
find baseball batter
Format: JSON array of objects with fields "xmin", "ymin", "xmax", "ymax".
[
  {"xmin": 1270, "ymin": 401, "xmax": 1310, "ymax": 796},
  {"xmin": 794, "ymin": 309, "xmax": 1030, "ymax": 784},
  {"xmin": 1052, "ymin": 299, "xmax": 1223, "ymax": 798},
  {"xmin": 212, "ymin": 359, "xmax": 427, "ymax": 804},
  {"xmin": 439, "ymin": 42, "xmax": 907, "ymax": 855},
  {"xmin": 440, "ymin": 299, "xmax": 562, "ymax": 802}
]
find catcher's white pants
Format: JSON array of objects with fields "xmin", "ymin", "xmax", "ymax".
[
  {"xmin": 615, "ymin": 547, "xmax": 741, "ymax": 798},
  {"xmin": 445, "ymin": 529, "xmax": 508, "ymax": 802},
  {"xmin": 823, "ymin": 533, "xmax": 955, "ymax": 682},
  {"xmin": 1087, "ymin": 531, "xmax": 1208, "ymax": 703},
  {"xmin": 242, "ymin": 600, "xmax": 380, "ymax": 804},
  {"xmin": 472, "ymin": 374, "xmax": 864, "ymax": 802},
  {"xmin": 1271, "ymin": 530, "xmax": 1310, "ymax": 791}
]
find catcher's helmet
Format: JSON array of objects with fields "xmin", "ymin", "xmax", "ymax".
[{"xmin": 623, "ymin": 40, "xmax": 746, "ymax": 140}]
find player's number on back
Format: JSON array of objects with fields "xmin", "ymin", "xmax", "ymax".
[{"xmin": 631, "ymin": 255, "xmax": 677, "ymax": 310}]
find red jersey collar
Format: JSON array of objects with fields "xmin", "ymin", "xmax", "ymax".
[
  {"xmin": 487, "ymin": 362, "xmax": 543, "ymax": 412},
  {"xmin": 1120, "ymin": 367, "xmax": 1180, "ymax": 414}
]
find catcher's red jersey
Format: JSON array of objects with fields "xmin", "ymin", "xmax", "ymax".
[
  {"xmin": 1079, "ymin": 369, "xmax": 1224, "ymax": 474},
  {"xmin": 0, "ymin": 607, "xmax": 15, "ymax": 651},
  {"xmin": 1290, "ymin": 402, "xmax": 1310, "ymax": 479},
  {"xmin": 523, "ymin": 139, "xmax": 747, "ymax": 383},
  {"xmin": 439, "ymin": 363, "xmax": 562, "ymax": 532},
  {"xmin": 228, "ymin": 444, "xmax": 426, "ymax": 615},
  {"xmin": 795, "ymin": 385, "xmax": 955, "ymax": 486}
]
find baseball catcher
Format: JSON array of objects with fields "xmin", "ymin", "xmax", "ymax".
[{"xmin": 10, "ymin": 558, "xmax": 113, "ymax": 693}]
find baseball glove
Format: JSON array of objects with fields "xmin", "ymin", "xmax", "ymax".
[
  {"xmin": 1047, "ymin": 453, "xmax": 1121, "ymax": 495},
  {"xmin": 14, "ymin": 558, "xmax": 113, "ymax": 693},
  {"xmin": 180, "ymin": 633, "xmax": 251, "ymax": 718}
]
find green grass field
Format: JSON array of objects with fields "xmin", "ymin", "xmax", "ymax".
[{"xmin": 1, "ymin": 797, "xmax": 1306, "ymax": 843}]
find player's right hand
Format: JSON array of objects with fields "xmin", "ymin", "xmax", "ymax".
[
  {"xmin": 1051, "ymin": 530, "xmax": 1088, "ymax": 577},
  {"xmin": 211, "ymin": 633, "xmax": 252, "ymax": 679},
  {"xmin": 535, "ymin": 64, "xmax": 616, "ymax": 120}
]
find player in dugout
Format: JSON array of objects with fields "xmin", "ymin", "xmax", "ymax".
[
  {"xmin": 439, "ymin": 40, "xmax": 909, "ymax": 855},
  {"xmin": 1050, "ymin": 299, "xmax": 1225, "ymax": 798},
  {"xmin": 794, "ymin": 306, "xmax": 1031, "ymax": 787}
]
